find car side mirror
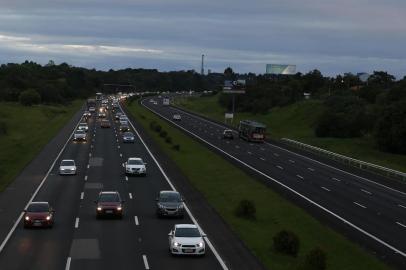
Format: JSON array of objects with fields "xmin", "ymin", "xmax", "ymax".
[
  {"xmin": 168, "ymin": 231, "xmax": 173, "ymax": 236},
  {"xmin": 202, "ymin": 233, "xmax": 207, "ymax": 237}
]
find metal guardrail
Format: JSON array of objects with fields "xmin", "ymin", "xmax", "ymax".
[{"xmin": 281, "ymin": 138, "xmax": 406, "ymax": 182}]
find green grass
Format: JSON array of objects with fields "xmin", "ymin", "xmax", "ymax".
[
  {"xmin": 175, "ymin": 94, "xmax": 406, "ymax": 173},
  {"xmin": 0, "ymin": 101, "xmax": 83, "ymax": 191},
  {"xmin": 126, "ymin": 100, "xmax": 389, "ymax": 270}
]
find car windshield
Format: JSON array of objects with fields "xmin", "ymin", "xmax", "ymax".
[
  {"xmin": 99, "ymin": 193, "xmax": 120, "ymax": 202},
  {"xmin": 175, "ymin": 228, "xmax": 201, "ymax": 237},
  {"xmin": 160, "ymin": 192, "xmax": 181, "ymax": 202},
  {"xmin": 27, "ymin": 203, "xmax": 49, "ymax": 212},
  {"xmin": 76, "ymin": 130, "xmax": 85, "ymax": 134},
  {"xmin": 124, "ymin": 132, "xmax": 134, "ymax": 137},
  {"xmin": 79, "ymin": 124, "xmax": 87, "ymax": 127},
  {"xmin": 128, "ymin": 159, "xmax": 143, "ymax": 165},
  {"xmin": 61, "ymin": 160, "xmax": 74, "ymax": 166}
]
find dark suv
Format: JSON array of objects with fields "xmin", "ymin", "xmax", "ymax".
[
  {"xmin": 156, "ymin": 191, "xmax": 185, "ymax": 218},
  {"xmin": 95, "ymin": 191, "xmax": 124, "ymax": 219}
]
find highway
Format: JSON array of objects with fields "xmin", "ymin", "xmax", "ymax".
[
  {"xmin": 142, "ymin": 96, "xmax": 406, "ymax": 268},
  {"xmin": 0, "ymin": 103, "xmax": 234, "ymax": 270}
]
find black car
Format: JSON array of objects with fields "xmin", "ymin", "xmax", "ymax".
[
  {"xmin": 120, "ymin": 124, "xmax": 130, "ymax": 132},
  {"xmin": 122, "ymin": 131, "xmax": 135, "ymax": 143},
  {"xmin": 223, "ymin": 129, "xmax": 234, "ymax": 139},
  {"xmin": 156, "ymin": 191, "xmax": 185, "ymax": 218}
]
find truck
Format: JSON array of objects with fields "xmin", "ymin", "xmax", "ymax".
[
  {"xmin": 163, "ymin": 98, "xmax": 170, "ymax": 106},
  {"xmin": 238, "ymin": 120, "xmax": 266, "ymax": 142}
]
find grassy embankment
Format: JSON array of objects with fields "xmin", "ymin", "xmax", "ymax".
[
  {"xmin": 126, "ymin": 99, "xmax": 388, "ymax": 270},
  {"xmin": 174, "ymin": 94, "xmax": 406, "ymax": 173},
  {"xmin": 0, "ymin": 101, "xmax": 83, "ymax": 191}
]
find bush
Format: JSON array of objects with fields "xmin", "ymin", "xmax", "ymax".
[
  {"xmin": 165, "ymin": 136, "xmax": 172, "ymax": 144},
  {"xmin": 303, "ymin": 247, "xmax": 327, "ymax": 270},
  {"xmin": 150, "ymin": 121, "xmax": 157, "ymax": 130},
  {"xmin": 173, "ymin": 144, "xmax": 180, "ymax": 151},
  {"xmin": 0, "ymin": 121, "xmax": 7, "ymax": 136},
  {"xmin": 273, "ymin": 230, "xmax": 300, "ymax": 257},
  {"xmin": 234, "ymin": 199, "xmax": 256, "ymax": 220},
  {"xmin": 159, "ymin": 130, "xmax": 168, "ymax": 138},
  {"xmin": 19, "ymin": 89, "xmax": 41, "ymax": 106},
  {"xmin": 154, "ymin": 124, "xmax": 162, "ymax": 132}
]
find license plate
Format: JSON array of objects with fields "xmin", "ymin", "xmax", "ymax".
[
  {"xmin": 106, "ymin": 210, "xmax": 113, "ymax": 214},
  {"xmin": 184, "ymin": 249, "xmax": 194, "ymax": 253},
  {"xmin": 33, "ymin": 221, "xmax": 42, "ymax": 226}
]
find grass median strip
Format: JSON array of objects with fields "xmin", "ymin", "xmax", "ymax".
[
  {"xmin": 0, "ymin": 101, "xmax": 83, "ymax": 191},
  {"xmin": 126, "ymin": 100, "xmax": 388, "ymax": 270}
]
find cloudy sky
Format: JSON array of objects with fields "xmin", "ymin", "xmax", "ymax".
[{"xmin": 0, "ymin": 0, "xmax": 405, "ymax": 76}]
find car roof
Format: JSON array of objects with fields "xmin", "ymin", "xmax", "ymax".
[
  {"xmin": 160, "ymin": 190, "xmax": 179, "ymax": 195},
  {"xmin": 175, "ymin": 224, "xmax": 197, "ymax": 229},
  {"xmin": 99, "ymin": 191, "xmax": 119, "ymax": 195},
  {"xmin": 128, "ymin": 157, "xmax": 142, "ymax": 161},
  {"xmin": 61, "ymin": 159, "xmax": 74, "ymax": 162},
  {"xmin": 29, "ymin": 201, "xmax": 49, "ymax": 205}
]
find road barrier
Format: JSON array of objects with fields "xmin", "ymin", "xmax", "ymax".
[{"xmin": 281, "ymin": 138, "xmax": 406, "ymax": 182}]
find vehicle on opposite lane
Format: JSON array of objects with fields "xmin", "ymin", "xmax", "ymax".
[
  {"xmin": 122, "ymin": 131, "xmax": 135, "ymax": 143},
  {"xmin": 156, "ymin": 190, "xmax": 185, "ymax": 218},
  {"xmin": 125, "ymin": 157, "xmax": 147, "ymax": 176},
  {"xmin": 168, "ymin": 224, "xmax": 206, "ymax": 256},
  {"xmin": 223, "ymin": 129, "xmax": 234, "ymax": 140},
  {"xmin": 59, "ymin": 159, "xmax": 77, "ymax": 175},
  {"xmin": 95, "ymin": 191, "xmax": 125, "ymax": 219},
  {"xmin": 173, "ymin": 114, "xmax": 181, "ymax": 121},
  {"xmin": 24, "ymin": 202, "xmax": 55, "ymax": 228}
]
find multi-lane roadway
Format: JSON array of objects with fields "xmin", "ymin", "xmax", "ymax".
[{"xmin": 142, "ymin": 96, "xmax": 406, "ymax": 268}]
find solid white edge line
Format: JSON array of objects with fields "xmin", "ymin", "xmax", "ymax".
[
  {"xmin": 142, "ymin": 254, "xmax": 150, "ymax": 269},
  {"xmin": 171, "ymin": 105, "xmax": 406, "ymax": 197},
  {"xmin": 0, "ymin": 110, "xmax": 84, "ymax": 254},
  {"xmin": 75, "ymin": 218, "xmax": 79, "ymax": 228},
  {"xmin": 134, "ymin": 216, "xmax": 139, "ymax": 225},
  {"xmin": 143, "ymin": 100, "xmax": 406, "ymax": 258},
  {"xmin": 65, "ymin": 257, "xmax": 71, "ymax": 270},
  {"xmin": 122, "ymin": 103, "xmax": 230, "ymax": 270}
]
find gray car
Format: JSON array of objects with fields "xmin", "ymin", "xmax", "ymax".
[
  {"xmin": 122, "ymin": 132, "xmax": 135, "ymax": 143},
  {"xmin": 156, "ymin": 191, "xmax": 185, "ymax": 218}
]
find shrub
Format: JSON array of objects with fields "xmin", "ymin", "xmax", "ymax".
[
  {"xmin": 165, "ymin": 136, "xmax": 172, "ymax": 144},
  {"xmin": 234, "ymin": 199, "xmax": 256, "ymax": 220},
  {"xmin": 303, "ymin": 247, "xmax": 327, "ymax": 270},
  {"xmin": 0, "ymin": 121, "xmax": 7, "ymax": 136},
  {"xmin": 273, "ymin": 230, "xmax": 300, "ymax": 257},
  {"xmin": 173, "ymin": 144, "xmax": 180, "ymax": 151},
  {"xmin": 154, "ymin": 124, "xmax": 162, "ymax": 132},
  {"xmin": 150, "ymin": 121, "xmax": 157, "ymax": 130},
  {"xmin": 19, "ymin": 89, "xmax": 41, "ymax": 106},
  {"xmin": 159, "ymin": 130, "xmax": 168, "ymax": 138}
]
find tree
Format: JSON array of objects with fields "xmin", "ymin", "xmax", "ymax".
[{"xmin": 19, "ymin": 89, "xmax": 41, "ymax": 106}]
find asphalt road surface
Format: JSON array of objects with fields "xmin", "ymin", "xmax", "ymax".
[
  {"xmin": 0, "ymin": 104, "xmax": 233, "ymax": 270},
  {"xmin": 143, "ymin": 96, "xmax": 406, "ymax": 269}
]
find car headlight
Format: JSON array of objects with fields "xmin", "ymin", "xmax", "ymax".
[
  {"xmin": 197, "ymin": 242, "xmax": 204, "ymax": 248},
  {"xmin": 158, "ymin": 204, "xmax": 164, "ymax": 209},
  {"xmin": 178, "ymin": 204, "xmax": 184, "ymax": 209},
  {"xmin": 97, "ymin": 207, "xmax": 102, "ymax": 211},
  {"xmin": 117, "ymin": 206, "xmax": 122, "ymax": 211},
  {"xmin": 46, "ymin": 216, "xmax": 51, "ymax": 221},
  {"xmin": 25, "ymin": 216, "xmax": 30, "ymax": 221},
  {"xmin": 70, "ymin": 168, "xmax": 75, "ymax": 171},
  {"xmin": 173, "ymin": 242, "xmax": 180, "ymax": 247}
]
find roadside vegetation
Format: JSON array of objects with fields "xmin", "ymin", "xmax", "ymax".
[
  {"xmin": 0, "ymin": 101, "xmax": 83, "ymax": 191},
  {"xmin": 175, "ymin": 94, "xmax": 406, "ymax": 173},
  {"xmin": 126, "ymin": 99, "xmax": 388, "ymax": 270}
]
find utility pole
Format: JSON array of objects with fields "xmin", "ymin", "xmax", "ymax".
[{"xmin": 201, "ymin": 54, "xmax": 204, "ymax": 75}]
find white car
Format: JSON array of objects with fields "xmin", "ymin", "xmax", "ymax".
[
  {"xmin": 119, "ymin": 116, "xmax": 128, "ymax": 125},
  {"xmin": 173, "ymin": 114, "xmax": 181, "ymax": 121},
  {"xmin": 73, "ymin": 130, "xmax": 87, "ymax": 141},
  {"xmin": 168, "ymin": 224, "xmax": 206, "ymax": 256},
  {"xmin": 78, "ymin": 123, "xmax": 88, "ymax": 132},
  {"xmin": 59, "ymin": 159, "xmax": 77, "ymax": 175},
  {"xmin": 125, "ymin": 158, "xmax": 147, "ymax": 176}
]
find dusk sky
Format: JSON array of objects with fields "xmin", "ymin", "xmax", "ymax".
[{"xmin": 0, "ymin": 0, "xmax": 405, "ymax": 76}]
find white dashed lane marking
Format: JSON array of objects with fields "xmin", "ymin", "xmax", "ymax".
[
  {"xmin": 321, "ymin": 186, "xmax": 330, "ymax": 192},
  {"xmin": 354, "ymin": 202, "xmax": 367, "ymax": 209},
  {"xmin": 361, "ymin": 189, "xmax": 372, "ymax": 195},
  {"xmin": 80, "ymin": 192, "xmax": 84, "ymax": 200},
  {"xmin": 75, "ymin": 218, "xmax": 80, "ymax": 228},
  {"xmin": 134, "ymin": 216, "xmax": 139, "ymax": 226},
  {"xmin": 296, "ymin": 175, "xmax": 304, "ymax": 180}
]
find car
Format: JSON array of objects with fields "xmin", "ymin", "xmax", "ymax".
[
  {"xmin": 84, "ymin": 111, "xmax": 92, "ymax": 117},
  {"xmin": 119, "ymin": 115, "xmax": 128, "ymax": 125},
  {"xmin": 88, "ymin": 107, "xmax": 96, "ymax": 113},
  {"xmin": 59, "ymin": 159, "xmax": 77, "ymax": 175},
  {"xmin": 122, "ymin": 131, "xmax": 135, "ymax": 143},
  {"xmin": 73, "ymin": 130, "xmax": 86, "ymax": 141},
  {"xmin": 223, "ymin": 129, "xmax": 234, "ymax": 139},
  {"xmin": 125, "ymin": 157, "xmax": 147, "ymax": 176},
  {"xmin": 100, "ymin": 119, "xmax": 111, "ymax": 128},
  {"xmin": 95, "ymin": 191, "xmax": 124, "ymax": 219},
  {"xmin": 98, "ymin": 111, "xmax": 106, "ymax": 118},
  {"xmin": 120, "ymin": 124, "xmax": 130, "ymax": 132},
  {"xmin": 115, "ymin": 112, "xmax": 123, "ymax": 120},
  {"xmin": 156, "ymin": 191, "xmax": 185, "ymax": 218},
  {"xmin": 78, "ymin": 123, "xmax": 89, "ymax": 132},
  {"xmin": 24, "ymin": 202, "xmax": 54, "ymax": 228},
  {"xmin": 168, "ymin": 224, "xmax": 206, "ymax": 256},
  {"xmin": 153, "ymin": 101, "xmax": 158, "ymax": 105},
  {"xmin": 173, "ymin": 114, "xmax": 181, "ymax": 121}
]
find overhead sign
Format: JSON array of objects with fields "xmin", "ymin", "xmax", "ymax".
[
  {"xmin": 266, "ymin": 64, "xmax": 296, "ymax": 75},
  {"xmin": 223, "ymin": 79, "xmax": 246, "ymax": 94}
]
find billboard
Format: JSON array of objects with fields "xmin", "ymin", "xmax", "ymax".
[
  {"xmin": 266, "ymin": 64, "xmax": 296, "ymax": 75},
  {"xmin": 223, "ymin": 79, "xmax": 246, "ymax": 93}
]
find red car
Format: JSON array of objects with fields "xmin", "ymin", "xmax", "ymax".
[
  {"xmin": 24, "ymin": 202, "xmax": 54, "ymax": 228},
  {"xmin": 95, "ymin": 191, "xmax": 124, "ymax": 219}
]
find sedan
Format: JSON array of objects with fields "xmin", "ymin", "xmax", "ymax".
[
  {"xmin": 120, "ymin": 124, "xmax": 130, "ymax": 132},
  {"xmin": 78, "ymin": 123, "xmax": 88, "ymax": 132},
  {"xmin": 59, "ymin": 159, "xmax": 77, "ymax": 175},
  {"xmin": 173, "ymin": 114, "xmax": 181, "ymax": 121},
  {"xmin": 24, "ymin": 202, "xmax": 54, "ymax": 228},
  {"xmin": 122, "ymin": 131, "xmax": 135, "ymax": 143},
  {"xmin": 95, "ymin": 191, "xmax": 124, "ymax": 219},
  {"xmin": 168, "ymin": 224, "xmax": 206, "ymax": 256},
  {"xmin": 125, "ymin": 157, "xmax": 147, "ymax": 176},
  {"xmin": 156, "ymin": 191, "xmax": 185, "ymax": 218},
  {"xmin": 223, "ymin": 129, "xmax": 234, "ymax": 139}
]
